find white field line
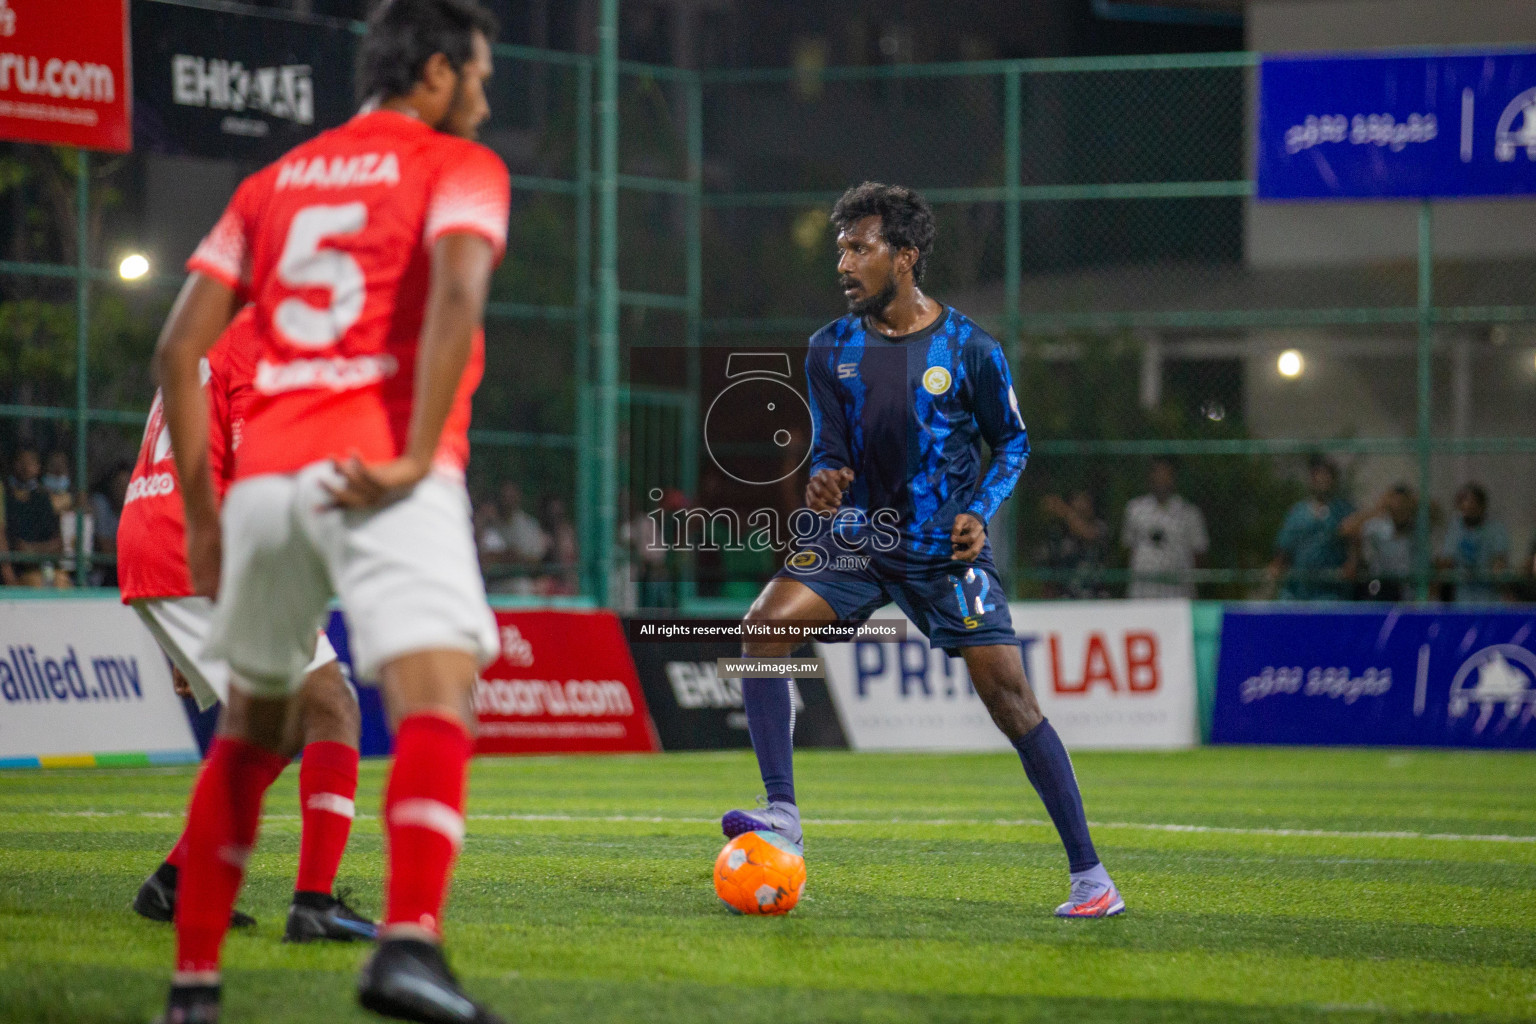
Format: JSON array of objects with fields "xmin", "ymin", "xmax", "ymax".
[{"xmin": 15, "ymin": 809, "xmax": 1536, "ymax": 845}]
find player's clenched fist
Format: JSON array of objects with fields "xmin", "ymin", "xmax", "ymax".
[
  {"xmin": 807, "ymin": 466, "xmax": 855, "ymax": 515},
  {"xmin": 322, "ymin": 453, "xmax": 430, "ymax": 510},
  {"xmin": 950, "ymin": 512, "xmax": 985, "ymax": 562}
]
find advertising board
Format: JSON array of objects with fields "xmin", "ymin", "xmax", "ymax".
[
  {"xmin": 132, "ymin": 0, "xmax": 353, "ymax": 161},
  {"xmin": 626, "ymin": 631, "xmax": 847, "ymax": 750},
  {"xmin": 0, "ymin": 0, "xmax": 131, "ymax": 152},
  {"xmin": 0, "ymin": 599, "xmax": 198, "ymax": 767},
  {"xmin": 1215, "ymin": 606, "xmax": 1536, "ymax": 748},
  {"xmin": 1258, "ymin": 51, "xmax": 1536, "ymax": 199},
  {"xmin": 817, "ymin": 601, "xmax": 1197, "ymax": 751},
  {"xmin": 330, "ymin": 608, "xmax": 661, "ymax": 757}
]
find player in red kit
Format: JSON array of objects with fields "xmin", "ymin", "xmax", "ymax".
[
  {"xmin": 151, "ymin": 1, "xmax": 508, "ymax": 1021},
  {"xmin": 120, "ymin": 307, "xmax": 376, "ymax": 945}
]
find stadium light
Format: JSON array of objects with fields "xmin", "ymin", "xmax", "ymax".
[
  {"xmin": 1277, "ymin": 349, "xmax": 1304, "ymax": 378},
  {"xmin": 118, "ymin": 253, "xmax": 150, "ymax": 281}
]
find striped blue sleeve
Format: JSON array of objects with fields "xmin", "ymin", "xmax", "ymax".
[
  {"xmin": 807, "ymin": 341, "xmax": 849, "ymax": 476},
  {"xmin": 964, "ymin": 341, "xmax": 1030, "ymax": 522}
]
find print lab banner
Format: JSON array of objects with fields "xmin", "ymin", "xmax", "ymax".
[
  {"xmin": 0, "ymin": 0, "xmax": 131, "ymax": 152},
  {"xmin": 132, "ymin": 0, "xmax": 354, "ymax": 161},
  {"xmin": 0, "ymin": 599, "xmax": 198, "ymax": 767},
  {"xmin": 1214, "ymin": 607, "xmax": 1536, "ymax": 748},
  {"xmin": 1258, "ymin": 50, "xmax": 1536, "ymax": 199},
  {"xmin": 817, "ymin": 600, "xmax": 1197, "ymax": 751}
]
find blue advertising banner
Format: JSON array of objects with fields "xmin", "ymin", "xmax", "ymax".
[
  {"xmin": 324, "ymin": 610, "xmax": 393, "ymax": 757},
  {"xmin": 1257, "ymin": 51, "xmax": 1536, "ymax": 199},
  {"xmin": 1214, "ymin": 607, "xmax": 1536, "ymax": 748}
]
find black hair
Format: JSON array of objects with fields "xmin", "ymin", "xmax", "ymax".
[
  {"xmin": 92, "ymin": 459, "xmax": 132, "ymax": 497},
  {"xmin": 1457, "ymin": 482, "xmax": 1488, "ymax": 509},
  {"xmin": 1306, "ymin": 454, "xmax": 1338, "ymax": 479},
  {"xmin": 356, "ymin": 0, "xmax": 499, "ymax": 105},
  {"xmin": 1150, "ymin": 455, "xmax": 1178, "ymax": 474},
  {"xmin": 830, "ymin": 181, "xmax": 937, "ymax": 284}
]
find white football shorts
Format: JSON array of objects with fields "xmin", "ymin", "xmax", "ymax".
[
  {"xmin": 207, "ymin": 461, "xmax": 499, "ymax": 693},
  {"xmin": 133, "ymin": 595, "xmax": 339, "ymax": 711}
]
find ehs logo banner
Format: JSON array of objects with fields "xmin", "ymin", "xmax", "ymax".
[
  {"xmin": 1214, "ymin": 607, "xmax": 1536, "ymax": 748},
  {"xmin": 0, "ymin": 0, "xmax": 132, "ymax": 152},
  {"xmin": 817, "ymin": 600, "xmax": 1197, "ymax": 751},
  {"xmin": 132, "ymin": 0, "xmax": 353, "ymax": 161},
  {"xmin": 0, "ymin": 599, "xmax": 197, "ymax": 763},
  {"xmin": 623, "ymin": 629, "xmax": 849, "ymax": 752}
]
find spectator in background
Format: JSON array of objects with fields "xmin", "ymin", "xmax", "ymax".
[
  {"xmin": 90, "ymin": 462, "xmax": 132, "ymax": 587},
  {"xmin": 541, "ymin": 496, "xmax": 578, "ymax": 594},
  {"xmin": 1437, "ymin": 482, "xmax": 1509, "ymax": 603},
  {"xmin": 474, "ymin": 496, "xmax": 509, "ymax": 556},
  {"xmin": 473, "ymin": 496, "xmax": 516, "ymax": 591},
  {"xmin": 1037, "ymin": 489, "xmax": 1111, "ymax": 599},
  {"xmin": 1121, "ymin": 457, "xmax": 1208, "ymax": 599},
  {"xmin": 1341, "ymin": 484, "xmax": 1419, "ymax": 601},
  {"xmin": 42, "ymin": 449, "xmax": 73, "ymax": 514},
  {"xmin": 1270, "ymin": 456, "xmax": 1355, "ymax": 600},
  {"xmin": 0, "ymin": 451, "xmax": 13, "ymax": 586},
  {"xmin": 631, "ymin": 487, "xmax": 688, "ymax": 608},
  {"xmin": 497, "ymin": 481, "xmax": 549, "ymax": 566},
  {"xmin": 1520, "ymin": 519, "xmax": 1536, "ymax": 603},
  {"xmin": 6, "ymin": 446, "xmax": 63, "ymax": 586}
]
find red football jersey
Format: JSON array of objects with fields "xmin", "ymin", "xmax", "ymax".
[
  {"xmin": 185, "ymin": 109, "xmax": 510, "ymax": 482},
  {"xmin": 118, "ymin": 309, "xmax": 261, "ymax": 602}
]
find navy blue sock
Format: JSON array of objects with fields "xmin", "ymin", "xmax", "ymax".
[
  {"xmin": 1012, "ymin": 719, "xmax": 1098, "ymax": 872},
  {"xmin": 742, "ymin": 677, "xmax": 795, "ymax": 805}
]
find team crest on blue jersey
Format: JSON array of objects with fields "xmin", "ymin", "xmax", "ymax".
[
  {"xmin": 785, "ymin": 549, "xmax": 823, "ymax": 573},
  {"xmin": 922, "ymin": 366, "xmax": 951, "ymax": 395},
  {"xmin": 837, "ymin": 362, "xmax": 859, "ymax": 380}
]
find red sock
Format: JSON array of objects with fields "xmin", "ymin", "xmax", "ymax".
[
  {"xmin": 174, "ymin": 737, "xmax": 288, "ymax": 974},
  {"xmin": 164, "ymin": 762, "xmax": 209, "ymax": 870},
  {"xmin": 166, "ymin": 830, "xmax": 190, "ymax": 870},
  {"xmin": 295, "ymin": 741, "xmax": 359, "ymax": 896},
  {"xmin": 383, "ymin": 714, "xmax": 473, "ymax": 937}
]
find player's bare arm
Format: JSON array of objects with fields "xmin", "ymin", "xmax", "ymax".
[
  {"xmin": 324, "ymin": 231, "xmax": 496, "ymax": 509},
  {"xmin": 153, "ymin": 272, "xmax": 241, "ymax": 596},
  {"xmin": 806, "ymin": 466, "xmax": 855, "ymax": 514}
]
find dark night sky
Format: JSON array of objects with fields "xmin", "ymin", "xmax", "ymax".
[{"xmin": 249, "ymin": 0, "xmax": 1242, "ymax": 65}]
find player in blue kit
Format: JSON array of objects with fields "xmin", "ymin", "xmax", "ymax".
[{"xmin": 722, "ymin": 182, "xmax": 1124, "ymax": 918}]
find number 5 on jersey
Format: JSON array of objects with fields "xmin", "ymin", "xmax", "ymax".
[{"xmin": 275, "ymin": 202, "xmax": 368, "ymax": 349}]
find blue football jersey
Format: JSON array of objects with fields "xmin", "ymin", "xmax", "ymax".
[{"xmin": 805, "ymin": 306, "xmax": 1030, "ymax": 565}]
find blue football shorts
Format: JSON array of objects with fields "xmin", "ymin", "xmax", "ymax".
[{"xmin": 772, "ymin": 535, "xmax": 1015, "ymax": 655}]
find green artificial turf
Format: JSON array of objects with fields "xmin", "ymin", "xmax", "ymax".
[{"xmin": 2, "ymin": 747, "xmax": 1534, "ymax": 1023}]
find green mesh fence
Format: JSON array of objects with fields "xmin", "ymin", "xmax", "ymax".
[{"xmin": 3, "ymin": 7, "xmax": 1534, "ymax": 605}]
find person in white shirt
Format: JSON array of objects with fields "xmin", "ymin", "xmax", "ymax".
[
  {"xmin": 1339, "ymin": 484, "xmax": 1418, "ymax": 601},
  {"xmin": 1121, "ymin": 457, "xmax": 1209, "ymax": 599},
  {"xmin": 498, "ymin": 480, "xmax": 550, "ymax": 565}
]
